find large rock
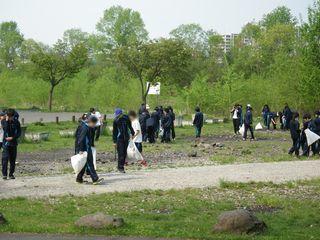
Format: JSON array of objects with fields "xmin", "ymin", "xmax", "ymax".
[
  {"xmin": 0, "ymin": 213, "xmax": 7, "ymax": 224},
  {"xmin": 213, "ymin": 209, "xmax": 267, "ymax": 234},
  {"xmin": 75, "ymin": 212, "xmax": 124, "ymax": 229}
]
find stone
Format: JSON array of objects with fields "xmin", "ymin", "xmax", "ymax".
[
  {"xmin": 0, "ymin": 213, "xmax": 7, "ymax": 224},
  {"xmin": 75, "ymin": 212, "xmax": 124, "ymax": 229},
  {"xmin": 188, "ymin": 151, "xmax": 197, "ymax": 157},
  {"xmin": 213, "ymin": 209, "xmax": 267, "ymax": 234}
]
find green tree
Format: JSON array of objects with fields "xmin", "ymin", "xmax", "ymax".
[
  {"xmin": 116, "ymin": 39, "xmax": 192, "ymax": 103},
  {"xmin": 62, "ymin": 28, "xmax": 89, "ymax": 49},
  {"xmin": 96, "ymin": 6, "xmax": 148, "ymax": 49},
  {"xmin": 0, "ymin": 21, "xmax": 24, "ymax": 69},
  {"xmin": 260, "ymin": 6, "xmax": 297, "ymax": 29},
  {"xmin": 31, "ymin": 41, "xmax": 88, "ymax": 111}
]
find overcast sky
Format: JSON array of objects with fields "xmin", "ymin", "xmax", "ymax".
[{"xmin": 0, "ymin": 0, "xmax": 314, "ymax": 45}]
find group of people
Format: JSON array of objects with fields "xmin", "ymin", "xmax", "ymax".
[{"xmin": 230, "ymin": 103, "xmax": 255, "ymax": 141}]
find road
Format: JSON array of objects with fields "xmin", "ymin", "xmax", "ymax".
[{"xmin": 1, "ymin": 160, "xmax": 319, "ymax": 199}]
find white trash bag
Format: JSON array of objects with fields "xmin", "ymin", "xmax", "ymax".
[
  {"xmin": 71, "ymin": 152, "xmax": 87, "ymax": 174},
  {"xmin": 159, "ymin": 128, "xmax": 164, "ymax": 138},
  {"xmin": 305, "ymin": 129, "xmax": 320, "ymax": 146},
  {"xmin": 255, "ymin": 122, "xmax": 263, "ymax": 130},
  {"xmin": 91, "ymin": 147, "xmax": 97, "ymax": 170},
  {"xmin": 239, "ymin": 125, "xmax": 245, "ymax": 136},
  {"xmin": 127, "ymin": 141, "xmax": 143, "ymax": 163}
]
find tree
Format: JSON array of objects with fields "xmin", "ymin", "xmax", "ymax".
[
  {"xmin": 116, "ymin": 39, "xmax": 192, "ymax": 103},
  {"xmin": 31, "ymin": 41, "xmax": 88, "ymax": 111},
  {"xmin": 62, "ymin": 28, "xmax": 89, "ymax": 49},
  {"xmin": 96, "ymin": 6, "xmax": 148, "ymax": 49},
  {"xmin": 169, "ymin": 23, "xmax": 209, "ymax": 54},
  {"xmin": 0, "ymin": 21, "xmax": 24, "ymax": 69},
  {"xmin": 260, "ymin": 6, "xmax": 297, "ymax": 29}
]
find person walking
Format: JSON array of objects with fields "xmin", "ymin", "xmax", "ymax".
[
  {"xmin": 112, "ymin": 108, "xmax": 135, "ymax": 173},
  {"xmin": 231, "ymin": 104, "xmax": 240, "ymax": 135},
  {"xmin": 1, "ymin": 109, "xmax": 21, "ymax": 180},
  {"xmin": 193, "ymin": 107, "xmax": 204, "ymax": 140},
  {"xmin": 76, "ymin": 116, "xmax": 103, "ymax": 184},
  {"xmin": 288, "ymin": 112, "xmax": 301, "ymax": 157},
  {"xmin": 283, "ymin": 104, "xmax": 293, "ymax": 130},
  {"xmin": 168, "ymin": 106, "xmax": 176, "ymax": 141},
  {"xmin": 243, "ymin": 104, "xmax": 254, "ymax": 141}
]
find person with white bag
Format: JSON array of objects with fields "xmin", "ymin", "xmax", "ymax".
[{"xmin": 75, "ymin": 116, "xmax": 103, "ymax": 185}]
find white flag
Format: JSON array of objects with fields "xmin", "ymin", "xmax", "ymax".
[{"xmin": 305, "ymin": 129, "xmax": 320, "ymax": 146}]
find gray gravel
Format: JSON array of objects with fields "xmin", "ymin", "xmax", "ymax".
[{"xmin": 1, "ymin": 160, "xmax": 319, "ymax": 199}]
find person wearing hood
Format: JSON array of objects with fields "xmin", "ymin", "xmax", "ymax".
[
  {"xmin": 76, "ymin": 116, "xmax": 103, "ymax": 185},
  {"xmin": 288, "ymin": 112, "xmax": 301, "ymax": 156},
  {"xmin": 113, "ymin": 108, "xmax": 135, "ymax": 173},
  {"xmin": 2, "ymin": 109, "xmax": 21, "ymax": 180},
  {"xmin": 243, "ymin": 104, "xmax": 254, "ymax": 141}
]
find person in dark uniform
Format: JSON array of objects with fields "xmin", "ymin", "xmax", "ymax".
[
  {"xmin": 76, "ymin": 116, "xmax": 103, "ymax": 185},
  {"xmin": 300, "ymin": 113, "xmax": 312, "ymax": 157},
  {"xmin": 288, "ymin": 112, "xmax": 300, "ymax": 156},
  {"xmin": 193, "ymin": 106, "xmax": 204, "ymax": 139},
  {"xmin": 161, "ymin": 108, "xmax": 172, "ymax": 143},
  {"xmin": 112, "ymin": 108, "xmax": 135, "ymax": 173},
  {"xmin": 283, "ymin": 104, "xmax": 292, "ymax": 130},
  {"xmin": 1, "ymin": 109, "xmax": 21, "ymax": 180},
  {"xmin": 168, "ymin": 106, "xmax": 176, "ymax": 140},
  {"xmin": 243, "ymin": 104, "xmax": 254, "ymax": 141}
]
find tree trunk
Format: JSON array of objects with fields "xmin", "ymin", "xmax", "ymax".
[
  {"xmin": 139, "ymin": 78, "xmax": 146, "ymax": 104},
  {"xmin": 48, "ymin": 85, "xmax": 54, "ymax": 111}
]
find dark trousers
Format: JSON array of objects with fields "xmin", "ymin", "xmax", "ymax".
[
  {"xmin": 147, "ymin": 126, "xmax": 155, "ymax": 143},
  {"xmin": 117, "ymin": 139, "xmax": 129, "ymax": 170},
  {"xmin": 135, "ymin": 142, "xmax": 143, "ymax": 153},
  {"xmin": 77, "ymin": 148, "xmax": 98, "ymax": 182},
  {"xmin": 244, "ymin": 124, "xmax": 254, "ymax": 139},
  {"xmin": 289, "ymin": 138, "xmax": 300, "ymax": 156},
  {"xmin": 95, "ymin": 126, "xmax": 101, "ymax": 140},
  {"xmin": 171, "ymin": 125, "xmax": 175, "ymax": 140},
  {"xmin": 161, "ymin": 128, "xmax": 171, "ymax": 143},
  {"xmin": 141, "ymin": 127, "xmax": 147, "ymax": 142},
  {"xmin": 233, "ymin": 119, "xmax": 240, "ymax": 134},
  {"xmin": 195, "ymin": 126, "xmax": 202, "ymax": 138},
  {"xmin": 2, "ymin": 145, "xmax": 17, "ymax": 177},
  {"xmin": 311, "ymin": 140, "xmax": 319, "ymax": 155}
]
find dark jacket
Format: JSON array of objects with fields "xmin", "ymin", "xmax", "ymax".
[
  {"xmin": 310, "ymin": 118, "xmax": 320, "ymax": 134},
  {"xmin": 151, "ymin": 111, "xmax": 160, "ymax": 129},
  {"xmin": 161, "ymin": 114, "xmax": 172, "ymax": 130},
  {"xmin": 77, "ymin": 123, "xmax": 94, "ymax": 152},
  {"xmin": 193, "ymin": 112, "xmax": 204, "ymax": 128},
  {"xmin": 1, "ymin": 119, "xmax": 21, "ymax": 147},
  {"xmin": 289, "ymin": 119, "xmax": 300, "ymax": 140},
  {"xmin": 244, "ymin": 110, "xmax": 253, "ymax": 125},
  {"xmin": 283, "ymin": 107, "xmax": 292, "ymax": 121},
  {"xmin": 139, "ymin": 111, "xmax": 150, "ymax": 130},
  {"xmin": 112, "ymin": 114, "xmax": 135, "ymax": 143}
]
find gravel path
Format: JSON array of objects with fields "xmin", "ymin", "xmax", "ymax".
[{"xmin": 1, "ymin": 160, "xmax": 319, "ymax": 199}]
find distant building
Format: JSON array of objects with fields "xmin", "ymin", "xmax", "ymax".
[{"xmin": 221, "ymin": 33, "xmax": 252, "ymax": 53}]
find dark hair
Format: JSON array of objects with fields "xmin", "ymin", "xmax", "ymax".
[
  {"xmin": 195, "ymin": 106, "xmax": 200, "ymax": 112},
  {"xmin": 293, "ymin": 112, "xmax": 299, "ymax": 119},
  {"xmin": 88, "ymin": 116, "xmax": 98, "ymax": 124},
  {"xmin": 6, "ymin": 108, "xmax": 15, "ymax": 117},
  {"xmin": 303, "ymin": 113, "xmax": 311, "ymax": 120},
  {"xmin": 128, "ymin": 110, "xmax": 137, "ymax": 118},
  {"xmin": 164, "ymin": 107, "xmax": 170, "ymax": 113},
  {"xmin": 89, "ymin": 108, "xmax": 95, "ymax": 113}
]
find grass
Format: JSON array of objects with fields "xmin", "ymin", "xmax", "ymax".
[{"xmin": 0, "ymin": 179, "xmax": 320, "ymax": 239}]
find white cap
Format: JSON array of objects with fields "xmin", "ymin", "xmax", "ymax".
[{"xmin": 247, "ymin": 104, "xmax": 251, "ymax": 108}]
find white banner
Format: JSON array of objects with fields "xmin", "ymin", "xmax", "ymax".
[{"xmin": 147, "ymin": 82, "xmax": 161, "ymax": 95}]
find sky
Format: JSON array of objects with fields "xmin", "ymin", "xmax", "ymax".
[{"xmin": 0, "ymin": 0, "xmax": 315, "ymax": 45}]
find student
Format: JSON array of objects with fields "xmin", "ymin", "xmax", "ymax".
[
  {"xmin": 1, "ymin": 109, "xmax": 21, "ymax": 180},
  {"xmin": 300, "ymin": 113, "xmax": 312, "ymax": 157},
  {"xmin": 193, "ymin": 107, "xmax": 204, "ymax": 139},
  {"xmin": 89, "ymin": 108, "xmax": 103, "ymax": 141},
  {"xmin": 309, "ymin": 111, "xmax": 320, "ymax": 155},
  {"xmin": 76, "ymin": 116, "xmax": 103, "ymax": 184},
  {"xmin": 0, "ymin": 112, "xmax": 5, "ymax": 150},
  {"xmin": 243, "ymin": 104, "xmax": 254, "ymax": 141},
  {"xmin": 161, "ymin": 108, "xmax": 172, "ymax": 143},
  {"xmin": 74, "ymin": 114, "xmax": 88, "ymax": 154},
  {"xmin": 139, "ymin": 107, "xmax": 150, "ymax": 142},
  {"xmin": 151, "ymin": 107, "xmax": 160, "ymax": 139},
  {"xmin": 168, "ymin": 106, "xmax": 176, "ymax": 141},
  {"xmin": 278, "ymin": 112, "xmax": 284, "ymax": 130},
  {"xmin": 113, "ymin": 108, "xmax": 135, "ymax": 173},
  {"xmin": 146, "ymin": 114, "xmax": 155, "ymax": 143},
  {"xmin": 238, "ymin": 105, "xmax": 243, "ymax": 127},
  {"xmin": 128, "ymin": 110, "xmax": 143, "ymax": 153},
  {"xmin": 231, "ymin": 104, "xmax": 240, "ymax": 135},
  {"xmin": 261, "ymin": 105, "xmax": 270, "ymax": 127},
  {"xmin": 288, "ymin": 112, "xmax": 301, "ymax": 156},
  {"xmin": 283, "ymin": 104, "xmax": 292, "ymax": 130}
]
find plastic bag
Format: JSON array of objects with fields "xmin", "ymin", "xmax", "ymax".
[
  {"xmin": 71, "ymin": 152, "xmax": 87, "ymax": 174},
  {"xmin": 127, "ymin": 141, "xmax": 143, "ymax": 163},
  {"xmin": 91, "ymin": 147, "xmax": 97, "ymax": 170},
  {"xmin": 305, "ymin": 129, "xmax": 320, "ymax": 146},
  {"xmin": 159, "ymin": 128, "xmax": 164, "ymax": 137},
  {"xmin": 239, "ymin": 125, "xmax": 245, "ymax": 136},
  {"xmin": 255, "ymin": 122, "xmax": 263, "ymax": 130}
]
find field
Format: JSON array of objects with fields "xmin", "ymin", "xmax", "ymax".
[{"xmin": 1, "ymin": 121, "xmax": 320, "ymax": 239}]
